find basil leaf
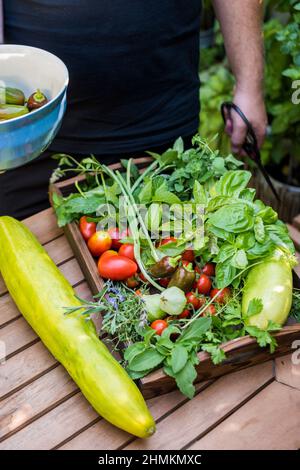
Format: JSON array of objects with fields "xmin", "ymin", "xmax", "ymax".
[
  {"xmin": 215, "ymin": 261, "xmax": 237, "ymax": 288},
  {"xmin": 235, "ymin": 232, "xmax": 256, "ymax": 250},
  {"xmin": 254, "ymin": 216, "xmax": 266, "ymax": 243},
  {"xmin": 231, "ymin": 249, "xmax": 248, "ymax": 269},
  {"xmin": 193, "ymin": 180, "xmax": 207, "ymax": 205},
  {"xmin": 138, "ymin": 179, "xmax": 153, "ymax": 204},
  {"xmin": 145, "ymin": 203, "xmax": 162, "ymax": 233},
  {"xmin": 216, "ymin": 170, "xmax": 252, "ymax": 197},
  {"xmin": 152, "ymin": 182, "xmax": 182, "ymax": 204},
  {"xmin": 209, "ymin": 203, "xmax": 254, "ymax": 233},
  {"xmin": 266, "ymin": 221, "xmax": 296, "ymax": 253},
  {"xmin": 215, "ymin": 243, "xmax": 236, "ymax": 263}
]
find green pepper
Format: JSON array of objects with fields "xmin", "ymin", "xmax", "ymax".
[
  {"xmin": 148, "ymin": 255, "xmax": 181, "ymax": 279},
  {"xmin": 168, "ymin": 264, "xmax": 196, "ymax": 293},
  {"xmin": 0, "ymin": 104, "xmax": 29, "ymax": 121},
  {"xmin": 0, "ymin": 87, "xmax": 25, "ymax": 105}
]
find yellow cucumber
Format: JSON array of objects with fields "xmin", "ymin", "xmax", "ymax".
[{"xmin": 0, "ymin": 216, "xmax": 155, "ymax": 438}]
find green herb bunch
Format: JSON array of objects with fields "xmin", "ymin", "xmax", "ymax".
[{"xmin": 124, "ymin": 295, "xmax": 281, "ymax": 399}]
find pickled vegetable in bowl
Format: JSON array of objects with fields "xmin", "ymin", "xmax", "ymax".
[{"xmin": 0, "ymin": 44, "xmax": 69, "ymax": 171}]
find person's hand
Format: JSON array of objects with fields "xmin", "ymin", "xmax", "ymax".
[{"xmin": 224, "ymin": 86, "xmax": 268, "ymax": 155}]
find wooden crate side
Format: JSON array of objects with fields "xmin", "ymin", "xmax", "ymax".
[{"xmin": 140, "ymin": 325, "xmax": 300, "ymax": 398}]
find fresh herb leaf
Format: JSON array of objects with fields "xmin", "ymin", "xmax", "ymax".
[
  {"xmin": 173, "ymin": 359, "xmax": 198, "ymax": 399},
  {"xmin": 129, "ymin": 347, "xmax": 165, "ymax": 372},
  {"xmin": 171, "ymin": 345, "xmax": 189, "ymax": 374},
  {"xmin": 178, "ymin": 317, "xmax": 212, "ymax": 344},
  {"xmin": 246, "ymin": 298, "xmax": 263, "ymax": 318},
  {"xmin": 201, "ymin": 344, "xmax": 226, "ymax": 365}
]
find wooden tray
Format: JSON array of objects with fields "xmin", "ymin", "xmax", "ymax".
[{"xmin": 49, "ymin": 158, "xmax": 300, "ymax": 399}]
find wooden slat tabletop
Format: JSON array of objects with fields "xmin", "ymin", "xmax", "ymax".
[{"xmin": 0, "ymin": 208, "xmax": 300, "ymax": 450}]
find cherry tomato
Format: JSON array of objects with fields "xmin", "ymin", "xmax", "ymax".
[
  {"xmin": 198, "ymin": 296, "xmax": 207, "ymax": 308},
  {"xmin": 195, "ymin": 265, "xmax": 202, "ymax": 275},
  {"xmin": 158, "ymin": 278, "xmax": 170, "ymax": 288},
  {"xmin": 160, "ymin": 237, "xmax": 177, "ymax": 246},
  {"xmin": 98, "ymin": 255, "xmax": 137, "ymax": 280},
  {"xmin": 138, "ymin": 272, "xmax": 148, "ymax": 283},
  {"xmin": 186, "ymin": 292, "xmax": 201, "ymax": 309},
  {"xmin": 182, "ymin": 250, "xmax": 195, "ymax": 262},
  {"xmin": 196, "ymin": 274, "xmax": 212, "ymax": 295},
  {"xmin": 126, "ymin": 276, "xmax": 140, "ymax": 289},
  {"xmin": 202, "ymin": 263, "xmax": 216, "ymax": 277},
  {"xmin": 79, "ymin": 216, "xmax": 96, "ymax": 241},
  {"xmin": 179, "ymin": 309, "xmax": 190, "ymax": 319},
  {"xmin": 204, "ymin": 304, "xmax": 217, "ymax": 316},
  {"xmin": 151, "ymin": 319, "xmax": 168, "ymax": 336},
  {"xmin": 210, "ymin": 287, "xmax": 231, "ymax": 304},
  {"xmin": 118, "ymin": 243, "xmax": 136, "ymax": 262},
  {"xmin": 135, "ymin": 289, "xmax": 142, "ymax": 296},
  {"xmin": 88, "ymin": 231, "xmax": 112, "ymax": 257},
  {"xmin": 108, "ymin": 227, "xmax": 130, "ymax": 250}
]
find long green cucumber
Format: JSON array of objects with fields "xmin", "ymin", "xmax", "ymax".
[{"xmin": 0, "ymin": 216, "xmax": 155, "ymax": 438}]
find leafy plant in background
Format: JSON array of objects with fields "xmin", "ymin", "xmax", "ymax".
[
  {"xmin": 199, "ymin": 0, "xmax": 300, "ymax": 186},
  {"xmin": 262, "ymin": 0, "xmax": 300, "ymax": 183},
  {"xmin": 199, "ymin": 64, "xmax": 234, "ymax": 153}
]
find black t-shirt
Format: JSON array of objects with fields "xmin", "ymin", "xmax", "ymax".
[{"xmin": 4, "ymin": 1, "xmax": 201, "ymax": 155}]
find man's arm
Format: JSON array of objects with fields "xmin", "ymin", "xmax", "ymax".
[{"xmin": 211, "ymin": 0, "xmax": 267, "ymax": 153}]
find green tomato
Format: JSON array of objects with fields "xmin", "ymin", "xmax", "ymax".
[
  {"xmin": 242, "ymin": 249, "xmax": 293, "ymax": 330},
  {"xmin": 159, "ymin": 287, "xmax": 187, "ymax": 316},
  {"xmin": 142, "ymin": 294, "xmax": 166, "ymax": 322}
]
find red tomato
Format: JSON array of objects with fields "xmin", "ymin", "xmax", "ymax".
[
  {"xmin": 186, "ymin": 292, "xmax": 201, "ymax": 309},
  {"xmin": 118, "ymin": 243, "xmax": 136, "ymax": 262},
  {"xmin": 160, "ymin": 237, "xmax": 177, "ymax": 246},
  {"xmin": 107, "ymin": 227, "xmax": 121, "ymax": 249},
  {"xmin": 182, "ymin": 250, "xmax": 195, "ymax": 262},
  {"xmin": 210, "ymin": 287, "xmax": 231, "ymax": 304},
  {"xmin": 198, "ymin": 296, "xmax": 207, "ymax": 308},
  {"xmin": 195, "ymin": 265, "xmax": 201, "ymax": 275},
  {"xmin": 202, "ymin": 263, "xmax": 216, "ymax": 277},
  {"xmin": 88, "ymin": 231, "xmax": 112, "ymax": 257},
  {"xmin": 196, "ymin": 274, "xmax": 212, "ymax": 295},
  {"xmin": 158, "ymin": 278, "xmax": 170, "ymax": 288},
  {"xmin": 138, "ymin": 272, "xmax": 148, "ymax": 283},
  {"xmin": 79, "ymin": 216, "xmax": 96, "ymax": 241},
  {"xmin": 99, "ymin": 250, "xmax": 118, "ymax": 262},
  {"xmin": 179, "ymin": 309, "xmax": 190, "ymax": 319},
  {"xmin": 108, "ymin": 227, "xmax": 130, "ymax": 250},
  {"xmin": 126, "ymin": 276, "xmax": 140, "ymax": 289},
  {"xmin": 204, "ymin": 304, "xmax": 217, "ymax": 316},
  {"xmin": 151, "ymin": 319, "xmax": 168, "ymax": 336},
  {"xmin": 98, "ymin": 255, "xmax": 137, "ymax": 280}
]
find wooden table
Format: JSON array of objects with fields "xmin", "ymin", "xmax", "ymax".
[{"xmin": 1, "ymin": 208, "xmax": 300, "ymax": 450}]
